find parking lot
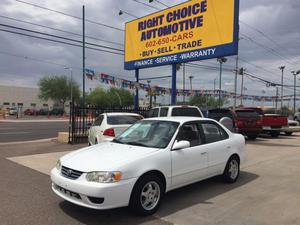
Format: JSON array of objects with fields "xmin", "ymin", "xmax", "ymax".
[{"xmin": 0, "ymin": 134, "xmax": 299, "ymax": 225}]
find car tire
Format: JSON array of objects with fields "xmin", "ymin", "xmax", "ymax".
[
  {"xmin": 285, "ymin": 132, "xmax": 293, "ymax": 136},
  {"xmin": 129, "ymin": 174, "xmax": 163, "ymax": 216},
  {"xmin": 247, "ymin": 135, "xmax": 257, "ymax": 140},
  {"xmin": 270, "ymin": 132, "xmax": 280, "ymax": 138},
  {"xmin": 223, "ymin": 156, "xmax": 240, "ymax": 183},
  {"xmin": 94, "ymin": 139, "xmax": 98, "ymax": 144}
]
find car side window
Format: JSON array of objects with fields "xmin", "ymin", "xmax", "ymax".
[
  {"xmin": 94, "ymin": 115, "xmax": 104, "ymax": 126},
  {"xmin": 201, "ymin": 122, "xmax": 229, "ymax": 144},
  {"xmin": 159, "ymin": 108, "xmax": 168, "ymax": 117},
  {"xmin": 148, "ymin": 108, "xmax": 159, "ymax": 117},
  {"xmin": 176, "ymin": 122, "xmax": 202, "ymax": 147}
]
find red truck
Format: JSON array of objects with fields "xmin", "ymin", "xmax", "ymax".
[{"xmin": 242, "ymin": 107, "xmax": 288, "ymax": 137}]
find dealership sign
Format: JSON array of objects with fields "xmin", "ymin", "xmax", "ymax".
[{"xmin": 124, "ymin": 0, "xmax": 239, "ymax": 70}]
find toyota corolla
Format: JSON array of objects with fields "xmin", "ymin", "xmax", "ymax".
[{"xmin": 51, "ymin": 117, "xmax": 246, "ymax": 215}]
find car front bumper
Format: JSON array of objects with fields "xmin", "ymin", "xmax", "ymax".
[{"xmin": 51, "ymin": 168, "xmax": 137, "ymax": 210}]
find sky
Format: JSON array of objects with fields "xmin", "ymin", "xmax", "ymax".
[{"xmin": 0, "ymin": 0, "xmax": 300, "ymax": 105}]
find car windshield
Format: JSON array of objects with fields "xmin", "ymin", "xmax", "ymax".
[
  {"xmin": 107, "ymin": 115, "xmax": 143, "ymax": 125},
  {"xmin": 112, "ymin": 120, "xmax": 179, "ymax": 148}
]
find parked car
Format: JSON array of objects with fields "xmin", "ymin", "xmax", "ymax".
[
  {"xmin": 242, "ymin": 107, "xmax": 288, "ymax": 137},
  {"xmin": 8, "ymin": 107, "xmax": 17, "ymax": 115},
  {"xmin": 294, "ymin": 112, "xmax": 300, "ymax": 122},
  {"xmin": 207, "ymin": 108, "xmax": 262, "ymax": 140},
  {"xmin": 24, "ymin": 108, "xmax": 35, "ymax": 115},
  {"xmin": 148, "ymin": 105, "xmax": 204, "ymax": 118},
  {"xmin": 88, "ymin": 112, "xmax": 143, "ymax": 145},
  {"xmin": 51, "ymin": 117, "xmax": 246, "ymax": 215},
  {"xmin": 50, "ymin": 108, "xmax": 64, "ymax": 116},
  {"xmin": 288, "ymin": 119, "xmax": 299, "ymax": 127},
  {"xmin": 39, "ymin": 108, "xmax": 50, "ymax": 115}
]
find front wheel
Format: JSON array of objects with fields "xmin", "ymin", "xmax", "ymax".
[
  {"xmin": 129, "ymin": 175, "xmax": 163, "ymax": 216},
  {"xmin": 247, "ymin": 135, "xmax": 257, "ymax": 140},
  {"xmin": 223, "ymin": 156, "xmax": 240, "ymax": 183},
  {"xmin": 270, "ymin": 131, "xmax": 280, "ymax": 138},
  {"xmin": 285, "ymin": 132, "xmax": 293, "ymax": 136}
]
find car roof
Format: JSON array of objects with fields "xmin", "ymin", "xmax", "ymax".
[
  {"xmin": 102, "ymin": 112, "xmax": 142, "ymax": 116},
  {"xmin": 151, "ymin": 105, "xmax": 198, "ymax": 109},
  {"xmin": 143, "ymin": 116, "xmax": 216, "ymax": 123}
]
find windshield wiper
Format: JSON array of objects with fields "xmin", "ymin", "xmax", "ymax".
[{"xmin": 125, "ymin": 141, "xmax": 147, "ymax": 147}]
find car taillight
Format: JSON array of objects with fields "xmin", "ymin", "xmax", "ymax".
[
  {"xmin": 103, "ymin": 128, "xmax": 115, "ymax": 137},
  {"xmin": 237, "ymin": 121, "xmax": 244, "ymax": 127}
]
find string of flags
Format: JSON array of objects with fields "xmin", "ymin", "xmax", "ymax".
[{"xmin": 85, "ymin": 69, "xmax": 298, "ymax": 102}]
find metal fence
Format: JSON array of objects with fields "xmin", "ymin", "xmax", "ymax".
[{"xmin": 68, "ymin": 105, "xmax": 149, "ymax": 144}]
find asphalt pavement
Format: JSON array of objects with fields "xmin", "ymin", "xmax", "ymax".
[{"xmin": 0, "ymin": 121, "xmax": 68, "ymax": 142}]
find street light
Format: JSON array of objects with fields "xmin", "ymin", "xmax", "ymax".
[
  {"xmin": 64, "ymin": 66, "xmax": 73, "ymax": 105},
  {"xmin": 291, "ymin": 70, "xmax": 300, "ymax": 114},
  {"xmin": 188, "ymin": 75, "xmax": 194, "ymax": 90},
  {"xmin": 279, "ymin": 66, "xmax": 285, "ymax": 110},
  {"xmin": 217, "ymin": 57, "xmax": 227, "ymax": 108},
  {"xmin": 118, "ymin": 10, "xmax": 138, "ymax": 19}
]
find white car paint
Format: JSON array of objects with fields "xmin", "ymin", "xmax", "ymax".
[
  {"xmin": 88, "ymin": 112, "xmax": 143, "ymax": 145},
  {"xmin": 51, "ymin": 117, "xmax": 246, "ymax": 211}
]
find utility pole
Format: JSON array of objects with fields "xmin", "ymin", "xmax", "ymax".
[
  {"xmin": 183, "ymin": 63, "xmax": 186, "ymax": 103},
  {"xmin": 213, "ymin": 78, "xmax": 216, "ymax": 93},
  {"xmin": 217, "ymin": 57, "xmax": 227, "ymax": 108},
  {"xmin": 147, "ymin": 80, "xmax": 152, "ymax": 108},
  {"xmin": 82, "ymin": 5, "xmax": 86, "ymax": 107},
  {"xmin": 279, "ymin": 66, "xmax": 285, "ymax": 111},
  {"xmin": 275, "ymin": 86, "xmax": 279, "ymax": 113},
  {"xmin": 292, "ymin": 70, "xmax": 300, "ymax": 114},
  {"xmin": 189, "ymin": 75, "xmax": 194, "ymax": 90},
  {"xmin": 239, "ymin": 67, "xmax": 246, "ymax": 106},
  {"xmin": 234, "ymin": 55, "xmax": 238, "ymax": 110}
]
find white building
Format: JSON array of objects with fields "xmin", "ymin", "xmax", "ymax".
[{"xmin": 0, "ymin": 85, "xmax": 53, "ymax": 110}]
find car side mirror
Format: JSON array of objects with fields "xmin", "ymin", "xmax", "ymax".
[
  {"xmin": 172, "ymin": 140, "xmax": 190, "ymax": 150},
  {"xmin": 220, "ymin": 117, "xmax": 234, "ymax": 132}
]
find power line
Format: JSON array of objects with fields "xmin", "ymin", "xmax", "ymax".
[
  {"xmin": 15, "ymin": 0, "xmax": 124, "ymax": 32},
  {"xmin": 0, "ymin": 23, "xmax": 124, "ymax": 52},
  {"xmin": 131, "ymin": 0, "xmax": 161, "ymax": 10},
  {"xmin": 0, "ymin": 15, "xmax": 124, "ymax": 46},
  {"xmin": 0, "ymin": 28, "xmax": 124, "ymax": 56}
]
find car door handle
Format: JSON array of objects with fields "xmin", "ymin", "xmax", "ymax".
[
  {"xmin": 201, "ymin": 152, "xmax": 207, "ymax": 155},
  {"xmin": 226, "ymin": 146, "xmax": 231, "ymax": 149}
]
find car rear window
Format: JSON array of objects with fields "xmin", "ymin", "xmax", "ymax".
[
  {"xmin": 107, "ymin": 115, "xmax": 143, "ymax": 125},
  {"xmin": 159, "ymin": 108, "xmax": 168, "ymax": 117},
  {"xmin": 235, "ymin": 111, "xmax": 259, "ymax": 118},
  {"xmin": 171, "ymin": 107, "xmax": 201, "ymax": 117},
  {"xmin": 148, "ymin": 108, "xmax": 159, "ymax": 118}
]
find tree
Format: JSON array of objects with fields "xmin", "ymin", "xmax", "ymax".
[
  {"xmin": 38, "ymin": 75, "xmax": 80, "ymax": 112},
  {"xmin": 189, "ymin": 95, "xmax": 229, "ymax": 108},
  {"xmin": 86, "ymin": 87, "xmax": 134, "ymax": 107}
]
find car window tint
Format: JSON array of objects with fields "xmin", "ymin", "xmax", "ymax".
[
  {"xmin": 201, "ymin": 122, "xmax": 228, "ymax": 144},
  {"xmin": 176, "ymin": 122, "xmax": 202, "ymax": 147},
  {"xmin": 159, "ymin": 107, "xmax": 168, "ymax": 117},
  {"xmin": 235, "ymin": 110, "xmax": 259, "ymax": 118},
  {"xmin": 171, "ymin": 107, "xmax": 201, "ymax": 117},
  {"xmin": 94, "ymin": 115, "xmax": 103, "ymax": 126},
  {"xmin": 148, "ymin": 108, "xmax": 159, "ymax": 117},
  {"xmin": 107, "ymin": 115, "xmax": 143, "ymax": 125}
]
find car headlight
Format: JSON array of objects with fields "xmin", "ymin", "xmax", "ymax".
[
  {"xmin": 86, "ymin": 171, "xmax": 122, "ymax": 183},
  {"xmin": 56, "ymin": 159, "xmax": 61, "ymax": 171}
]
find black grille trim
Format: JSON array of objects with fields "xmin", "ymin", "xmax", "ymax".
[{"xmin": 61, "ymin": 166, "xmax": 83, "ymax": 180}]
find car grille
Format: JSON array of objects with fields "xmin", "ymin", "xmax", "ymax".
[{"xmin": 61, "ymin": 166, "xmax": 83, "ymax": 180}]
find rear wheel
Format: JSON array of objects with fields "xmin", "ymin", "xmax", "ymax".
[
  {"xmin": 223, "ymin": 156, "xmax": 240, "ymax": 183},
  {"xmin": 270, "ymin": 131, "xmax": 280, "ymax": 138},
  {"xmin": 129, "ymin": 175, "xmax": 163, "ymax": 216},
  {"xmin": 247, "ymin": 135, "xmax": 257, "ymax": 140},
  {"xmin": 285, "ymin": 132, "xmax": 293, "ymax": 136}
]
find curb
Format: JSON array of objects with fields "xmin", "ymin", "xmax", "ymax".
[
  {"xmin": 0, "ymin": 119, "xmax": 68, "ymax": 123},
  {"xmin": 0, "ymin": 138, "xmax": 57, "ymax": 146}
]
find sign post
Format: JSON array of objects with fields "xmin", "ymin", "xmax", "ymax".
[{"xmin": 134, "ymin": 69, "xmax": 139, "ymax": 111}]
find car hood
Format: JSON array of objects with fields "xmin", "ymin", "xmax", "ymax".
[{"xmin": 60, "ymin": 142, "xmax": 159, "ymax": 172}]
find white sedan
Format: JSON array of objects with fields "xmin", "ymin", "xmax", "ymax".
[
  {"xmin": 51, "ymin": 117, "xmax": 246, "ymax": 215},
  {"xmin": 88, "ymin": 112, "xmax": 143, "ymax": 145}
]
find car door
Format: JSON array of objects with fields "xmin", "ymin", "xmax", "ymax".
[
  {"xmin": 171, "ymin": 122, "xmax": 208, "ymax": 188},
  {"xmin": 199, "ymin": 121, "xmax": 231, "ymax": 176},
  {"xmin": 90, "ymin": 115, "xmax": 104, "ymax": 144}
]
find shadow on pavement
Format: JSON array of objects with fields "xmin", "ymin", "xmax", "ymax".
[{"xmin": 59, "ymin": 171, "xmax": 258, "ymax": 224}]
